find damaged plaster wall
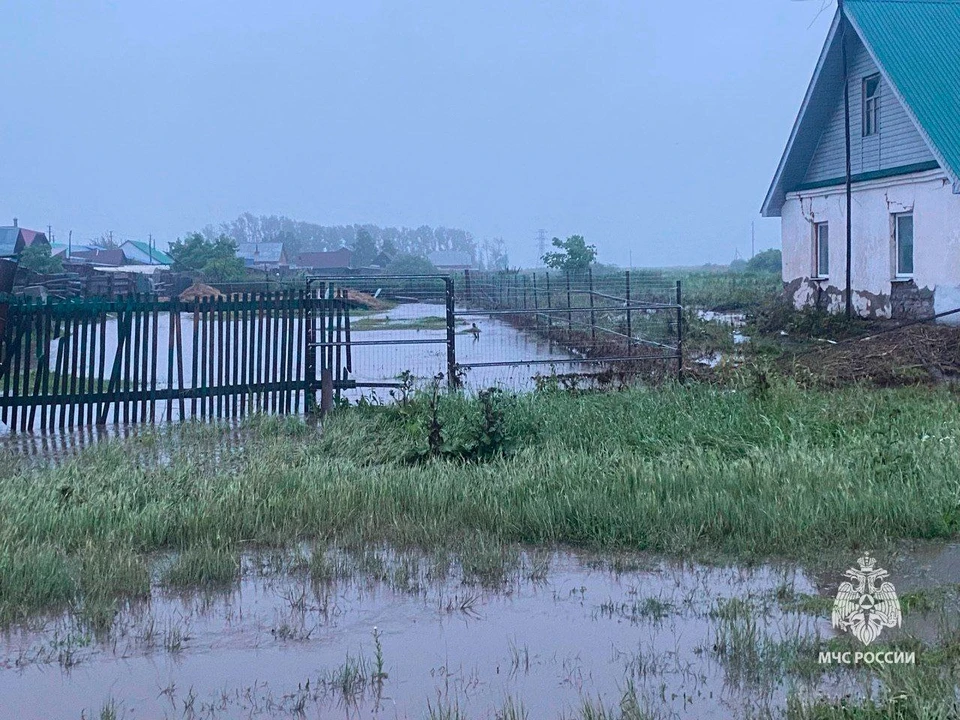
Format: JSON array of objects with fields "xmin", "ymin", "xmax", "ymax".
[{"xmin": 781, "ymin": 170, "xmax": 960, "ymax": 321}]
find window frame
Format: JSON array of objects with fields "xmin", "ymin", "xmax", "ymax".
[
  {"xmin": 894, "ymin": 212, "xmax": 914, "ymax": 279},
  {"xmin": 863, "ymin": 74, "xmax": 880, "ymax": 137},
  {"xmin": 813, "ymin": 221, "xmax": 829, "ymax": 279}
]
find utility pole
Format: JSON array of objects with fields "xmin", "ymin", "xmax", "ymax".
[
  {"xmin": 841, "ymin": 0, "xmax": 853, "ymax": 320},
  {"xmin": 751, "ymin": 221, "xmax": 755, "ymax": 259},
  {"xmin": 149, "ymin": 233, "xmax": 154, "ymax": 264},
  {"xmin": 68, "ymin": 230, "xmax": 72, "ymax": 259}
]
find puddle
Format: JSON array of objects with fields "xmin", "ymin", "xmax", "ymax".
[
  {"xmin": 0, "ymin": 547, "xmax": 850, "ymax": 719},
  {"xmin": 2, "ymin": 543, "xmax": 957, "ymax": 718},
  {"xmin": 697, "ymin": 310, "xmax": 746, "ymax": 328}
]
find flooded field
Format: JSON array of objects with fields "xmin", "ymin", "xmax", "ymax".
[{"xmin": 2, "ymin": 543, "xmax": 958, "ymax": 719}]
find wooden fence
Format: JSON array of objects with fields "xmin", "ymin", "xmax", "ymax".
[{"xmin": 0, "ymin": 290, "xmax": 347, "ymax": 431}]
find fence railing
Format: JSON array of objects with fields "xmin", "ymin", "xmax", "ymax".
[
  {"xmin": 0, "ymin": 290, "xmax": 340, "ymax": 431},
  {"xmin": 457, "ymin": 269, "xmax": 683, "ymax": 380}
]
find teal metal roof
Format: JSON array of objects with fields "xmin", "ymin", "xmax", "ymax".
[
  {"xmin": 846, "ymin": 0, "xmax": 960, "ymax": 186},
  {"xmin": 122, "ymin": 239, "xmax": 173, "ymax": 264}
]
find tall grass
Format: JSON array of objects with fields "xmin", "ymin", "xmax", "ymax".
[{"xmin": 2, "ymin": 381, "xmax": 960, "ymax": 620}]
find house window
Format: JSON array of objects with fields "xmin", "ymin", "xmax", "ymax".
[
  {"xmin": 895, "ymin": 213, "xmax": 914, "ymax": 277},
  {"xmin": 863, "ymin": 74, "xmax": 880, "ymax": 136},
  {"xmin": 813, "ymin": 222, "xmax": 829, "ymax": 277}
]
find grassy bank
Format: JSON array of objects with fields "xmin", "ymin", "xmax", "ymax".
[{"xmin": 2, "ymin": 381, "xmax": 960, "ymax": 625}]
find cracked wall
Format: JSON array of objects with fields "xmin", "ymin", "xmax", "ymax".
[{"xmin": 781, "ymin": 170, "xmax": 960, "ymax": 322}]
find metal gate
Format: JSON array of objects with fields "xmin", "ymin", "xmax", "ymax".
[{"xmin": 305, "ymin": 275, "xmax": 458, "ymax": 398}]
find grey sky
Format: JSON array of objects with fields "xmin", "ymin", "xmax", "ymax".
[{"xmin": 1, "ymin": 1, "xmax": 834, "ymax": 267}]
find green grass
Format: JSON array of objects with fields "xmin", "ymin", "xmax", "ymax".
[
  {"xmin": 350, "ymin": 315, "xmax": 457, "ymax": 331},
  {"xmin": 2, "ymin": 381, "xmax": 960, "ymax": 622}
]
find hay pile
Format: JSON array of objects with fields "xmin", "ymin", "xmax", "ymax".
[
  {"xmin": 787, "ymin": 324, "xmax": 960, "ymax": 387},
  {"xmin": 179, "ymin": 283, "xmax": 224, "ymax": 302},
  {"xmin": 343, "ymin": 288, "xmax": 390, "ymax": 311}
]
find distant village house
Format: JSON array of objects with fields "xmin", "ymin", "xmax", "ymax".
[
  {"xmin": 295, "ymin": 248, "xmax": 353, "ymax": 272},
  {"xmin": 119, "ymin": 240, "xmax": 173, "ymax": 265},
  {"xmin": 0, "ymin": 219, "xmax": 49, "ymax": 257},
  {"xmin": 763, "ymin": 0, "xmax": 960, "ymax": 320},
  {"xmin": 428, "ymin": 250, "xmax": 473, "ymax": 272},
  {"xmin": 237, "ymin": 241, "xmax": 288, "ymax": 270}
]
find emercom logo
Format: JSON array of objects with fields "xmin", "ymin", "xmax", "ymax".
[
  {"xmin": 831, "ymin": 553, "xmax": 902, "ymax": 646},
  {"xmin": 818, "ymin": 553, "xmax": 914, "ymax": 668}
]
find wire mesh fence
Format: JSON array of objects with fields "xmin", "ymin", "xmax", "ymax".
[{"xmin": 455, "ymin": 269, "xmax": 682, "ymax": 386}]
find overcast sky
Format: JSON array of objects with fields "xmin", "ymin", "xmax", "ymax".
[{"xmin": 1, "ymin": 0, "xmax": 836, "ymax": 267}]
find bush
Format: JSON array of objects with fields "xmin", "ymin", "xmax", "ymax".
[
  {"xmin": 18, "ymin": 244, "xmax": 63, "ymax": 274},
  {"xmin": 169, "ymin": 232, "xmax": 246, "ymax": 281},
  {"xmin": 386, "ymin": 253, "xmax": 438, "ymax": 275},
  {"xmin": 746, "ymin": 249, "xmax": 782, "ymax": 274}
]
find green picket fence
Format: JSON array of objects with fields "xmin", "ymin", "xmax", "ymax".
[{"xmin": 0, "ymin": 290, "xmax": 346, "ymax": 431}]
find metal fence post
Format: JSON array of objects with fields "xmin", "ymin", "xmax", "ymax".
[
  {"xmin": 545, "ymin": 273, "xmax": 553, "ymax": 343},
  {"xmin": 532, "ymin": 272, "xmax": 540, "ymax": 331},
  {"xmin": 445, "ymin": 276, "xmax": 457, "ymax": 390},
  {"xmin": 625, "ymin": 270, "xmax": 632, "ymax": 355},
  {"xmin": 565, "ymin": 272, "xmax": 572, "ymax": 340},
  {"xmin": 588, "ymin": 267, "xmax": 596, "ymax": 344},
  {"xmin": 676, "ymin": 279, "xmax": 683, "ymax": 383},
  {"xmin": 304, "ymin": 280, "xmax": 317, "ymax": 415}
]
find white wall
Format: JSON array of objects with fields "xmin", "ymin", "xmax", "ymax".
[{"xmin": 781, "ymin": 170, "xmax": 960, "ymax": 319}]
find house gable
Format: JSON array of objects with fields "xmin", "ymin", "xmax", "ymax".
[
  {"xmin": 801, "ymin": 32, "xmax": 936, "ymax": 188},
  {"xmin": 762, "ymin": 0, "xmax": 960, "ymax": 217}
]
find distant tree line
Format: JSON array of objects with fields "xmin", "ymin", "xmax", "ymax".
[{"xmin": 200, "ymin": 213, "xmax": 510, "ymax": 270}]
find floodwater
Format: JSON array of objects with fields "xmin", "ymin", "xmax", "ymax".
[
  {"xmin": 7, "ymin": 541, "xmax": 959, "ymax": 720},
  {"xmin": 1, "ymin": 548, "xmax": 832, "ymax": 720},
  {"xmin": 345, "ymin": 302, "xmax": 583, "ymax": 399},
  {"xmin": 0, "ymin": 301, "xmax": 582, "ymax": 435}
]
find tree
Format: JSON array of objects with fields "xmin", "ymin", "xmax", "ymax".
[
  {"xmin": 352, "ymin": 229, "xmax": 377, "ymax": 268},
  {"xmin": 386, "ymin": 253, "xmax": 438, "ymax": 275},
  {"xmin": 745, "ymin": 248, "xmax": 782, "ymax": 274},
  {"xmin": 18, "ymin": 244, "xmax": 63, "ymax": 274},
  {"xmin": 541, "ymin": 235, "xmax": 596, "ymax": 271},
  {"xmin": 90, "ymin": 233, "xmax": 120, "ymax": 250},
  {"xmin": 380, "ymin": 238, "xmax": 398, "ymax": 257},
  {"xmin": 168, "ymin": 232, "xmax": 246, "ymax": 282}
]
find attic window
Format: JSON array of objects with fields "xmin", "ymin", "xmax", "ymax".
[{"xmin": 863, "ymin": 74, "xmax": 880, "ymax": 136}]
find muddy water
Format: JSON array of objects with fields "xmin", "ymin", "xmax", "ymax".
[
  {"xmin": 345, "ymin": 302, "xmax": 583, "ymax": 398},
  {"xmin": 4, "ymin": 543, "xmax": 960, "ymax": 718},
  {"xmin": 0, "ymin": 549, "xmax": 832, "ymax": 720}
]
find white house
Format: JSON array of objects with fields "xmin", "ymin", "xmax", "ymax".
[{"xmin": 762, "ymin": 0, "xmax": 960, "ymax": 319}]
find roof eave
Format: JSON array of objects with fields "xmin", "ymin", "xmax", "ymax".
[{"xmin": 761, "ymin": 10, "xmax": 843, "ymax": 218}]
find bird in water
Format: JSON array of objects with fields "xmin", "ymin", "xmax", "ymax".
[{"xmin": 469, "ymin": 322, "xmax": 481, "ymax": 340}]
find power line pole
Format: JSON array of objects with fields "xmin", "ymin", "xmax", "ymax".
[
  {"xmin": 536, "ymin": 229, "xmax": 547, "ymax": 261},
  {"xmin": 841, "ymin": 0, "xmax": 853, "ymax": 320},
  {"xmin": 751, "ymin": 221, "xmax": 755, "ymax": 259}
]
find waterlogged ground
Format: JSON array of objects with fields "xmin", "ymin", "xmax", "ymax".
[{"xmin": 4, "ymin": 543, "xmax": 957, "ymax": 720}]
